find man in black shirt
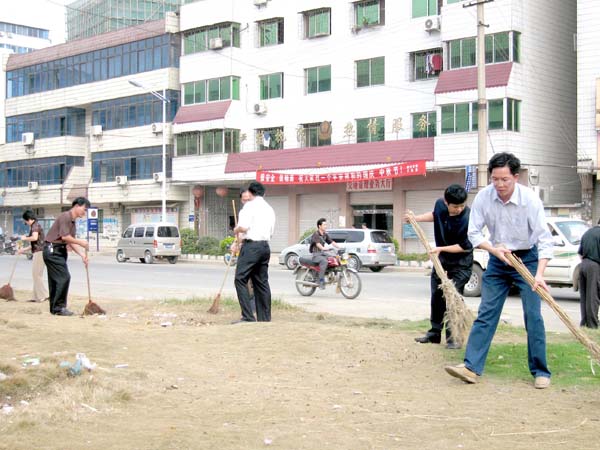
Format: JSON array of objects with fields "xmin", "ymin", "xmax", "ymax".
[
  {"xmin": 578, "ymin": 221, "xmax": 600, "ymax": 328},
  {"xmin": 405, "ymin": 184, "xmax": 473, "ymax": 349},
  {"xmin": 310, "ymin": 218, "xmax": 340, "ymax": 290}
]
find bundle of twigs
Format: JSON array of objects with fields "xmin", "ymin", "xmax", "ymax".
[
  {"xmin": 505, "ymin": 252, "xmax": 600, "ymax": 363},
  {"xmin": 406, "ymin": 213, "xmax": 474, "ymax": 346}
]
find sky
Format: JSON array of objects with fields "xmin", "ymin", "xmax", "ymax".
[{"xmin": 0, "ymin": 0, "xmax": 68, "ymax": 44}]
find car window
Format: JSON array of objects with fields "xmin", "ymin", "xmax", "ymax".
[
  {"xmin": 158, "ymin": 226, "xmax": 179, "ymax": 238},
  {"xmin": 370, "ymin": 231, "xmax": 392, "ymax": 244},
  {"xmin": 554, "ymin": 221, "xmax": 589, "ymax": 245},
  {"xmin": 328, "ymin": 231, "xmax": 348, "ymax": 243},
  {"xmin": 145, "ymin": 227, "xmax": 155, "ymax": 237},
  {"xmin": 134, "ymin": 227, "xmax": 145, "ymax": 238},
  {"xmin": 123, "ymin": 227, "xmax": 133, "ymax": 238},
  {"xmin": 346, "ymin": 230, "xmax": 365, "ymax": 243}
]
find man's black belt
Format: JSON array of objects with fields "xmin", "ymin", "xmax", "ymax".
[
  {"xmin": 45, "ymin": 242, "xmax": 67, "ymax": 248},
  {"xmin": 243, "ymin": 239, "xmax": 267, "ymax": 243}
]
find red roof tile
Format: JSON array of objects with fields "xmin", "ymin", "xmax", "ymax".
[
  {"xmin": 224, "ymin": 138, "xmax": 434, "ymax": 173},
  {"xmin": 173, "ymin": 101, "xmax": 232, "ymax": 124},
  {"xmin": 434, "ymin": 62, "xmax": 513, "ymax": 94}
]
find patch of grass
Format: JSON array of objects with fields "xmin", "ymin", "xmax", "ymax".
[
  {"xmin": 161, "ymin": 296, "xmax": 298, "ymax": 311},
  {"xmin": 0, "ymin": 364, "xmax": 68, "ymax": 402}
]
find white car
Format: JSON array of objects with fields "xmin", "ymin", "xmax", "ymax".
[{"xmin": 463, "ymin": 217, "xmax": 590, "ymax": 297}]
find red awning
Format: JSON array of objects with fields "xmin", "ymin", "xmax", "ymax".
[
  {"xmin": 173, "ymin": 101, "xmax": 232, "ymax": 124},
  {"xmin": 224, "ymin": 138, "xmax": 434, "ymax": 173},
  {"xmin": 434, "ymin": 62, "xmax": 513, "ymax": 94}
]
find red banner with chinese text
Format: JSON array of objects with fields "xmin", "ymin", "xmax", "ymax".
[{"xmin": 256, "ymin": 160, "xmax": 426, "ymax": 185}]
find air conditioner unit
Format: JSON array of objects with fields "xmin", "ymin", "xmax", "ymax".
[
  {"xmin": 153, "ymin": 172, "xmax": 164, "ymax": 183},
  {"xmin": 253, "ymin": 103, "xmax": 267, "ymax": 115},
  {"xmin": 91, "ymin": 125, "xmax": 103, "ymax": 136},
  {"xmin": 115, "ymin": 175, "xmax": 128, "ymax": 185},
  {"xmin": 27, "ymin": 181, "xmax": 39, "ymax": 191},
  {"xmin": 209, "ymin": 37, "xmax": 223, "ymax": 49},
  {"xmin": 151, "ymin": 123, "xmax": 163, "ymax": 134},
  {"xmin": 254, "ymin": 0, "xmax": 267, "ymax": 5},
  {"xmin": 424, "ymin": 16, "xmax": 441, "ymax": 32},
  {"xmin": 21, "ymin": 132, "xmax": 34, "ymax": 146}
]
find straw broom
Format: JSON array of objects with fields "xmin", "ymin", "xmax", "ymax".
[
  {"xmin": 505, "ymin": 252, "xmax": 600, "ymax": 364},
  {"xmin": 208, "ymin": 199, "xmax": 237, "ymax": 314},
  {"xmin": 0, "ymin": 254, "xmax": 19, "ymax": 301},
  {"xmin": 83, "ymin": 250, "xmax": 106, "ymax": 315},
  {"xmin": 406, "ymin": 212, "xmax": 474, "ymax": 346}
]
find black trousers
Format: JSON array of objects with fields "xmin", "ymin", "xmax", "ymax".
[
  {"xmin": 579, "ymin": 258, "xmax": 600, "ymax": 329},
  {"xmin": 428, "ymin": 265, "xmax": 472, "ymax": 340},
  {"xmin": 43, "ymin": 245, "xmax": 70, "ymax": 314},
  {"xmin": 234, "ymin": 241, "xmax": 271, "ymax": 321}
]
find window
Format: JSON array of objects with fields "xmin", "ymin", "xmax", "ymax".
[
  {"xmin": 443, "ymin": 99, "xmax": 520, "ymax": 134},
  {"xmin": 123, "ymin": 227, "xmax": 133, "ymax": 238},
  {"xmin": 513, "ymin": 32, "xmax": 521, "ymax": 63},
  {"xmin": 450, "ymin": 31, "xmax": 520, "ymax": 70},
  {"xmin": 260, "ymin": 73, "xmax": 283, "ymax": 100},
  {"xmin": 441, "ymin": 103, "xmax": 471, "ymax": 134},
  {"xmin": 506, "ymin": 98, "xmax": 521, "ymax": 132},
  {"xmin": 485, "ymin": 32, "xmax": 510, "ymax": 64},
  {"xmin": 175, "ymin": 130, "xmax": 240, "ymax": 156},
  {"xmin": 0, "ymin": 156, "xmax": 83, "ymax": 188},
  {"xmin": 413, "ymin": 49, "xmax": 442, "ymax": 80},
  {"xmin": 301, "ymin": 123, "xmax": 331, "ymax": 147},
  {"xmin": 412, "ymin": 0, "xmax": 441, "ymax": 18},
  {"xmin": 258, "ymin": 18, "xmax": 284, "ymax": 47},
  {"xmin": 355, "ymin": 1, "xmax": 384, "ymax": 28},
  {"xmin": 305, "ymin": 65, "xmax": 331, "ymax": 94},
  {"xmin": 356, "ymin": 57, "xmax": 384, "ymax": 87},
  {"xmin": 6, "ymin": 107, "xmax": 86, "ymax": 143},
  {"xmin": 182, "ymin": 77, "xmax": 240, "ymax": 105},
  {"xmin": 183, "ymin": 22, "xmax": 240, "ymax": 55},
  {"xmin": 91, "ymin": 146, "xmax": 173, "ymax": 182},
  {"xmin": 412, "ymin": 112, "xmax": 436, "ymax": 138},
  {"xmin": 488, "ymin": 99, "xmax": 504, "ymax": 130},
  {"xmin": 449, "ymin": 37, "xmax": 476, "ymax": 69},
  {"xmin": 356, "ymin": 116, "xmax": 385, "ymax": 143},
  {"xmin": 256, "ymin": 127, "xmax": 284, "ymax": 150},
  {"xmin": 304, "ymin": 8, "xmax": 331, "ymax": 38},
  {"xmin": 134, "ymin": 227, "xmax": 145, "ymax": 238},
  {"xmin": 144, "ymin": 227, "xmax": 155, "ymax": 238}
]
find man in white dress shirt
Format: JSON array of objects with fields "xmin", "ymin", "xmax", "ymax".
[
  {"xmin": 445, "ymin": 152, "xmax": 554, "ymax": 389},
  {"xmin": 233, "ymin": 181, "xmax": 276, "ymax": 322}
]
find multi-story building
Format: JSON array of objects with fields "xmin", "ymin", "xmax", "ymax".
[
  {"xmin": 174, "ymin": 0, "xmax": 578, "ymax": 251},
  {"xmin": 67, "ymin": 0, "xmax": 182, "ymax": 41},
  {"xmin": 577, "ymin": 0, "xmax": 600, "ymax": 223},
  {"xmin": 0, "ymin": 16, "xmax": 187, "ymax": 239}
]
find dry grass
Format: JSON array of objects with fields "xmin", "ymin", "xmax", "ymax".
[{"xmin": 1, "ymin": 292, "xmax": 600, "ymax": 450}]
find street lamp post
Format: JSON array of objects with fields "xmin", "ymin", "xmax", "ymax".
[{"xmin": 128, "ymin": 79, "xmax": 170, "ymax": 222}]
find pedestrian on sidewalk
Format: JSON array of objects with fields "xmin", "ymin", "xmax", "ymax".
[
  {"xmin": 578, "ymin": 220, "xmax": 600, "ymax": 329},
  {"xmin": 17, "ymin": 210, "xmax": 49, "ymax": 303},
  {"xmin": 43, "ymin": 197, "xmax": 90, "ymax": 316},
  {"xmin": 445, "ymin": 152, "xmax": 554, "ymax": 389},
  {"xmin": 406, "ymin": 184, "xmax": 472, "ymax": 349}
]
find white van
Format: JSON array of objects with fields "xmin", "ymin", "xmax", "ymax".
[
  {"xmin": 116, "ymin": 222, "xmax": 181, "ymax": 264},
  {"xmin": 464, "ymin": 217, "xmax": 590, "ymax": 296}
]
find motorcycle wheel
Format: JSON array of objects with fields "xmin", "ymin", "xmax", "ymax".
[
  {"xmin": 339, "ymin": 269, "xmax": 362, "ymax": 299},
  {"xmin": 295, "ymin": 268, "xmax": 317, "ymax": 297}
]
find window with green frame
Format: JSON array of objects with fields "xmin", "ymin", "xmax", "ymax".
[
  {"xmin": 450, "ymin": 31, "xmax": 520, "ymax": 69},
  {"xmin": 305, "ymin": 65, "xmax": 331, "ymax": 94},
  {"xmin": 256, "ymin": 127, "xmax": 284, "ymax": 150},
  {"xmin": 412, "ymin": 0, "xmax": 439, "ymax": 18},
  {"xmin": 176, "ymin": 129, "xmax": 240, "ymax": 156},
  {"xmin": 356, "ymin": 116, "xmax": 385, "ymax": 143},
  {"xmin": 413, "ymin": 49, "xmax": 442, "ymax": 80},
  {"xmin": 183, "ymin": 22, "xmax": 240, "ymax": 55},
  {"xmin": 259, "ymin": 73, "xmax": 283, "ymax": 100},
  {"xmin": 506, "ymin": 98, "xmax": 521, "ymax": 131},
  {"xmin": 258, "ymin": 18, "xmax": 284, "ymax": 47},
  {"xmin": 513, "ymin": 32, "xmax": 521, "ymax": 63},
  {"xmin": 441, "ymin": 103, "xmax": 470, "ymax": 134},
  {"xmin": 355, "ymin": 0, "xmax": 384, "ymax": 27},
  {"xmin": 449, "ymin": 37, "xmax": 476, "ymax": 69},
  {"xmin": 356, "ymin": 57, "xmax": 385, "ymax": 87},
  {"xmin": 302, "ymin": 122, "xmax": 331, "ymax": 147},
  {"xmin": 485, "ymin": 32, "xmax": 510, "ymax": 64},
  {"xmin": 304, "ymin": 8, "xmax": 331, "ymax": 38},
  {"xmin": 183, "ymin": 76, "xmax": 240, "ymax": 105},
  {"xmin": 472, "ymin": 100, "xmax": 503, "ymax": 130},
  {"xmin": 412, "ymin": 112, "xmax": 437, "ymax": 138}
]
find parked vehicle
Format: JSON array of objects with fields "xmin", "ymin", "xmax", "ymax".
[
  {"xmin": 0, "ymin": 235, "xmax": 18, "ymax": 255},
  {"xmin": 294, "ymin": 249, "xmax": 362, "ymax": 299},
  {"xmin": 279, "ymin": 228, "xmax": 396, "ymax": 272},
  {"xmin": 463, "ymin": 217, "xmax": 590, "ymax": 297},
  {"xmin": 116, "ymin": 223, "xmax": 181, "ymax": 264}
]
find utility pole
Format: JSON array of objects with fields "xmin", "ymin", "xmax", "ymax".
[{"xmin": 464, "ymin": 0, "xmax": 493, "ymax": 189}]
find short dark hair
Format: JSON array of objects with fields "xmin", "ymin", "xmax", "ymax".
[
  {"xmin": 239, "ymin": 187, "xmax": 249, "ymax": 198},
  {"xmin": 317, "ymin": 217, "xmax": 327, "ymax": 227},
  {"xmin": 444, "ymin": 184, "xmax": 467, "ymax": 205},
  {"xmin": 72, "ymin": 197, "xmax": 91, "ymax": 208},
  {"xmin": 488, "ymin": 152, "xmax": 521, "ymax": 175},
  {"xmin": 248, "ymin": 181, "xmax": 265, "ymax": 197},
  {"xmin": 22, "ymin": 210, "xmax": 36, "ymax": 221}
]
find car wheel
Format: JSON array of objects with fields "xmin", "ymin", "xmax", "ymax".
[
  {"xmin": 116, "ymin": 249, "xmax": 127, "ymax": 263},
  {"xmin": 464, "ymin": 264, "xmax": 483, "ymax": 297},
  {"xmin": 346, "ymin": 255, "xmax": 361, "ymax": 272},
  {"xmin": 167, "ymin": 256, "xmax": 178, "ymax": 264},
  {"xmin": 139, "ymin": 258, "xmax": 146, "ymax": 264},
  {"xmin": 144, "ymin": 250, "xmax": 154, "ymax": 264},
  {"xmin": 369, "ymin": 266, "xmax": 384, "ymax": 273},
  {"xmin": 285, "ymin": 253, "xmax": 299, "ymax": 270}
]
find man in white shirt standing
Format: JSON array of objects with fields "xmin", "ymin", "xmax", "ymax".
[
  {"xmin": 233, "ymin": 181, "xmax": 275, "ymax": 322},
  {"xmin": 445, "ymin": 152, "xmax": 554, "ymax": 389}
]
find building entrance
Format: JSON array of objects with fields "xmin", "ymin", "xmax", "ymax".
[{"xmin": 352, "ymin": 204, "xmax": 393, "ymax": 231}]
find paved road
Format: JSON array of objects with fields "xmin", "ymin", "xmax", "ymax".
[{"xmin": 0, "ymin": 254, "xmax": 582, "ymax": 333}]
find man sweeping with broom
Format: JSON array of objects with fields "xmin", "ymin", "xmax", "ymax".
[
  {"xmin": 445, "ymin": 153, "xmax": 554, "ymax": 389},
  {"xmin": 406, "ymin": 184, "xmax": 473, "ymax": 349}
]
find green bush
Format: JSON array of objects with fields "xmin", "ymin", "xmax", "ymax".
[
  {"xmin": 180, "ymin": 228, "xmax": 200, "ymax": 254},
  {"xmin": 220, "ymin": 236, "xmax": 235, "ymax": 253},
  {"xmin": 396, "ymin": 252, "xmax": 429, "ymax": 262},
  {"xmin": 299, "ymin": 228, "xmax": 316, "ymax": 242},
  {"xmin": 391, "ymin": 237, "xmax": 399, "ymax": 255},
  {"xmin": 197, "ymin": 236, "xmax": 221, "ymax": 255}
]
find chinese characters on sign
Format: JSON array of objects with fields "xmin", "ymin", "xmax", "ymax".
[
  {"xmin": 346, "ymin": 178, "xmax": 393, "ymax": 192},
  {"xmin": 256, "ymin": 160, "xmax": 426, "ymax": 185}
]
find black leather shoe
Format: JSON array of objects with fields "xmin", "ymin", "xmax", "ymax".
[
  {"xmin": 414, "ymin": 333, "xmax": 441, "ymax": 344},
  {"xmin": 54, "ymin": 309, "xmax": 74, "ymax": 316}
]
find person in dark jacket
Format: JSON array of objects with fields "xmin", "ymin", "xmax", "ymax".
[{"xmin": 578, "ymin": 220, "xmax": 600, "ymax": 328}]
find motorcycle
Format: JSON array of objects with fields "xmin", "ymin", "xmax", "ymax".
[
  {"xmin": 0, "ymin": 235, "xmax": 19, "ymax": 256},
  {"xmin": 294, "ymin": 249, "xmax": 362, "ymax": 299}
]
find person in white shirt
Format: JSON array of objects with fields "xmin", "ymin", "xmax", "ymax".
[
  {"xmin": 233, "ymin": 181, "xmax": 275, "ymax": 322},
  {"xmin": 445, "ymin": 152, "xmax": 554, "ymax": 389}
]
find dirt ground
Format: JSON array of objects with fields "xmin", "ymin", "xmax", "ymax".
[{"xmin": 1, "ymin": 292, "xmax": 600, "ymax": 450}]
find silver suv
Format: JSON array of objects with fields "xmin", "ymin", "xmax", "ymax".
[{"xmin": 278, "ymin": 228, "xmax": 396, "ymax": 272}]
